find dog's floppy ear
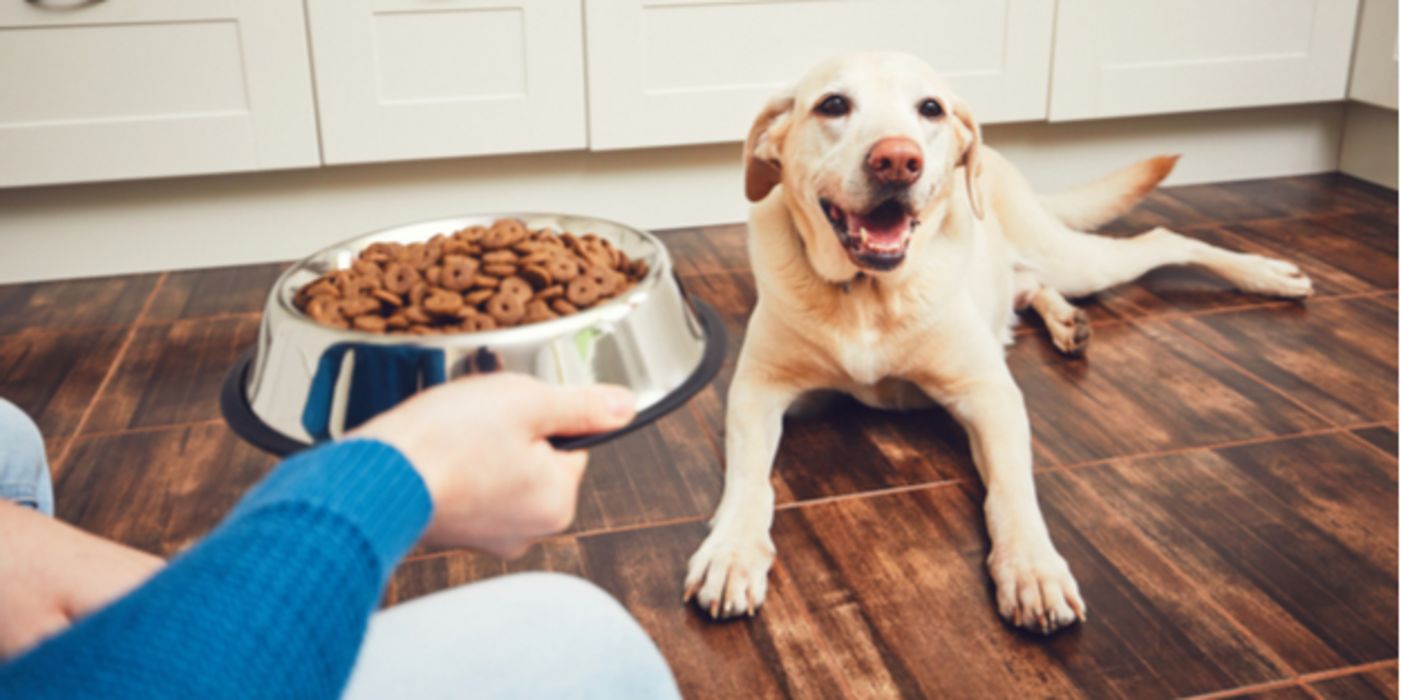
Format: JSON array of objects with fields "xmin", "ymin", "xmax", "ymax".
[
  {"xmin": 950, "ymin": 99, "xmax": 985, "ymax": 220},
  {"xmin": 743, "ymin": 93, "xmax": 795, "ymax": 202}
]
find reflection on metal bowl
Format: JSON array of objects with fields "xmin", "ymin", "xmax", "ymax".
[{"xmin": 221, "ymin": 212, "xmax": 726, "ymax": 455}]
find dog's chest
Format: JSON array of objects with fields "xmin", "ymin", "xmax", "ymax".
[
  {"xmin": 825, "ymin": 302, "xmax": 911, "ymax": 385},
  {"xmin": 834, "ymin": 328, "xmax": 890, "ymax": 385}
]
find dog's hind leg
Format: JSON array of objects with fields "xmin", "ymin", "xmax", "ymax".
[
  {"xmin": 990, "ymin": 149, "xmax": 1312, "ymax": 301},
  {"xmin": 1034, "ymin": 226, "xmax": 1313, "ymax": 300}
]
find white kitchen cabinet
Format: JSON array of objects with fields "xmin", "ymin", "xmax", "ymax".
[
  {"xmin": 583, "ymin": 0, "xmax": 1056, "ymax": 150},
  {"xmin": 305, "ymin": 0, "xmax": 587, "ymax": 165},
  {"xmin": 1349, "ymin": 0, "xmax": 1398, "ymax": 109},
  {"xmin": 1049, "ymin": 0, "xmax": 1359, "ymax": 121},
  {"xmin": 0, "ymin": 0, "xmax": 319, "ymax": 189}
]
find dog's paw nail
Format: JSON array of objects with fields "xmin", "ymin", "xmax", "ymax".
[
  {"xmin": 685, "ymin": 531, "xmax": 776, "ymax": 620},
  {"xmin": 990, "ymin": 547, "xmax": 1084, "ymax": 635}
]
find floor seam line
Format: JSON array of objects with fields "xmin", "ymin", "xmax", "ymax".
[
  {"xmin": 1300, "ymin": 680, "xmax": 1329, "ymax": 700},
  {"xmin": 55, "ymin": 272, "xmax": 168, "ymax": 470},
  {"xmin": 135, "ymin": 310, "xmax": 264, "ymax": 328},
  {"xmin": 1086, "ymin": 288, "xmax": 1398, "ymax": 332},
  {"xmin": 1183, "ymin": 676, "xmax": 1305, "ymax": 700},
  {"xmin": 1195, "ymin": 658, "xmax": 1401, "ymax": 699},
  {"xmin": 396, "ymin": 424, "xmax": 1388, "ymax": 557},
  {"xmin": 1340, "ymin": 427, "xmax": 1401, "ymax": 464},
  {"xmin": 1038, "ymin": 422, "xmax": 1387, "ymax": 474},
  {"xmin": 1171, "ymin": 203, "xmax": 1395, "ymax": 235},
  {"xmin": 1153, "ymin": 317, "xmax": 1346, "ymax": 427},
  {"xmin": 569, "ymin": 515, "xmax": 710, "ymax": 542},
  {"xmin": 75, "ymin": 418, "xmax": 227, "ymax": 441},
  {"xmin": 1294, "ymin": 658, "xmax": 1400, "ymax": 684},
  {"xmin": 774, "ymin": 478, "xmax": 972, "ymax": 510},
  {"xmin": 401, "ymin": 514, "xmax": 714, "ymax": 563}
]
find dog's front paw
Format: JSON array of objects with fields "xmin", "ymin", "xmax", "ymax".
[
  {"xmin": 988, "ymin": 545, "xmax": 1085, "ymax": 635},
  {"xmin": 683, "ymin": 528, "xmax": 776, "ymax": 619}
]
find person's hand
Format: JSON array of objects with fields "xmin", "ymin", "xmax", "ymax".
[
  {"xmin": 351, "ymin": 373, "xmax": 635, "ymax": 558},
  {"xmin": 0, "ymin": 502, "xmax": 165, "ymax": 659}
]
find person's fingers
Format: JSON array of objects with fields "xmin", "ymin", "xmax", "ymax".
[
  {"xmin": 551, "ymin": 448, "xmax": 589, "ymax": 476},
  {"xmin": 527, "ymin": 384, "xmax": 637, "ymax": 437},
  {"xmin": 501, "ymin": 447, "xmax": 583, "ymax": 531}
]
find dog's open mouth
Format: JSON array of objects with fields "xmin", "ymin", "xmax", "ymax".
[{"xmin": 820, "ymin": 197, "xmax": 918, "ymax": 271}]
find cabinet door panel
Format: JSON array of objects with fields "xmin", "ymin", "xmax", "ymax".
[
  {"xmin": 306, "ymin": 0, "xmax": 587, "ymax": 165},
  {"xmin": 0, "ymin": 1, "xmax": 318, "ymax": 188},
  {"xmin": 1049, "ymin": 0, "xmax": 1360, "ymax": 121},
  {"xmin": 1350, "ymin": 0, "xmax": 1398, "ymax": 109},
  {"xmin": 585, "ymin": 0, "xmax": 1055, "ymax": 150}
]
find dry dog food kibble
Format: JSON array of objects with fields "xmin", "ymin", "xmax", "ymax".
[{"xmin": 294, "ymin": 219, "xmax": 650, "ymax": 334}]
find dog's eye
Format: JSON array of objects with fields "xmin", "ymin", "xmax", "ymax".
[
  {"xmin": 919, "ymin": 98, "xmax": 944, "ymax": 118},
  {"xmin": 816, "ymin": 94, "xmax": 850, "ymax": 117}
]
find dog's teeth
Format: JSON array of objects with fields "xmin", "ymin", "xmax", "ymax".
[{"xmin": 859, "ymin": 228, "xmax": 869, "ymax": 246}]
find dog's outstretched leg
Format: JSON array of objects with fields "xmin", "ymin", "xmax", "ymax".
[
  {"xmin": 685, "ymin": 334, "xmax": 802, "ymax": 619},
  {"xmin": 1168, "ymin": 228, "xmax": 1315, "ymax": 298},
  {"xmin": 991, "ymin": 151, "xmax": 1312, "ymax": 301},
  {"xmin": 915, "ymin": 326, "xmax": 1085, "ymax": 635},
  {"xmin": 1037, "ymin": 227, "xmax": 1313, "ymax": 300}
]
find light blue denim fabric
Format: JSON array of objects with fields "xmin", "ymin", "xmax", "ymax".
[
  {"xmin": 345, "ymin": 572, "xmax": 682, "ymax": 700},
  {"xmin": 0, "ymin": 399, "xmax": 53, "ymax": 516}
]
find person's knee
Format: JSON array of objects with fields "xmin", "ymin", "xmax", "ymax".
[
  {"xmin": 496, "ymin": 573, "xmax": 678, "ymax": 695},
  {"xmin": 349, "ymin": 573, "xmax": 680, "ymax": 699},
  {"xmin": 414, "ymin": 572, "xmax": 651, "ymax": 645},
  {"xmin": 502, "ymin": 573, "xmax": 651, "ymax": 645},
  {"xmin": 0, "ymin": 399, "xmax": 52, "ymax": 514},
  {"xmin": 0, "ymin": 400, "xmax": 44, "ymax": 463},
  {"xmin": 504, "ymin": 572, "xmax": 624, "ymax": 614}
]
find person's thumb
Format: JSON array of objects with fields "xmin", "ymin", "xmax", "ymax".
[{"xmin": 529, "ymin": 384, "xmax": 636, "ymax": 438}]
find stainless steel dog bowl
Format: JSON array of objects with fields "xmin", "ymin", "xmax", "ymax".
[{"xmin": 221, "ymin": 212, "xmax": 725, "ymax": 455}]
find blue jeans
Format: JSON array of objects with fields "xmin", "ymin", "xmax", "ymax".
[
  {"xmin": 0, "ymin": 399, "xmax": 52, "ymax": 516},
  {"xmin": 345, "ymin": 573, "xmax": 681, "ymax": 700}
]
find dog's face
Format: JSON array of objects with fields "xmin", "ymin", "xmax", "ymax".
[{"xmin": 745, "ymin": 52, "xmax": 983, "ymax": 280}]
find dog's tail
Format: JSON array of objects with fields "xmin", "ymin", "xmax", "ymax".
[{"xmin": 1039, "ymin": 155, "xmax": 1179, "ymax": 231}]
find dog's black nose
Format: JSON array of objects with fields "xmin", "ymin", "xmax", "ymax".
[{"xmin": 866, "ymin": 137, "xmax": 923, "ymax": 186}]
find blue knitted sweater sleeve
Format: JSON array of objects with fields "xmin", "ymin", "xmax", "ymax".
[{"xmin": 0, "ymin": 438, "xmax": 432, "ymax": 700}]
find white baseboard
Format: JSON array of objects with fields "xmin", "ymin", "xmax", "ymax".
[
  {"xmin": 988, "ymin": 102, "xmax": 1347, "ymax": 192},
  {"xmin": 0, "ymin": 102, "xmax": 1351, "ymax": 284},
  {"xmin": 1339, "ymin": 102, "xmax": 1399, "ymax": 189}
]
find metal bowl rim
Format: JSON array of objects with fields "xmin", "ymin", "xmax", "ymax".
[{"xmin": 269, "ymin": 211, "xmax": 675, "ymax": 346}]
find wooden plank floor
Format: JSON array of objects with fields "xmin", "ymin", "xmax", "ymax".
[{"xmin": 1, "ymin": 173, "xmax": 1395, "ymax": 699}]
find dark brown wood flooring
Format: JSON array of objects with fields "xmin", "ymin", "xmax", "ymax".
[{"xmin": 2, "ymin": 173, "xmax": 1395, "ymax": 699}]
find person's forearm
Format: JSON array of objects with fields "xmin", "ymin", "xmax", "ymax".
[
  {"xmin": 0, "ymin": 502, "xmax": 163, "ymax": 660},
  {"xmin": 0, "ymin": 439, "xmax": 431, "ymax": 700},
  {"xmin": 0, "ymin": 499, "xmax": 166, "ymax": 615}
]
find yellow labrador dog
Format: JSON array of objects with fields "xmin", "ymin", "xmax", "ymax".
[{"xmin": 683, "ymin": 52, "xmax": 1312, "ymax": 634}]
